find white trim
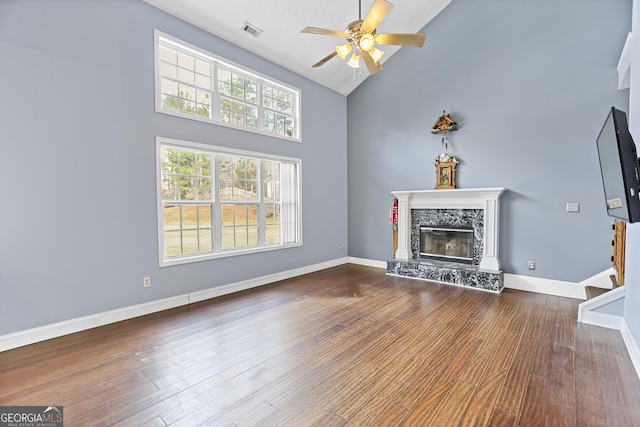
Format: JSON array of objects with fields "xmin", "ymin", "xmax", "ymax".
[
  {"xmin": 0, "ymin": 257, "xmax": 348, "ymax": 353},
  {"xmin": 503, "ymin": 273, "xmax": 584, "ymax": 299},
  {"xmin": 348, "ymin": 256, "xmax": 387, "ymax": 269},
  {"xmin": 617, "ymin": 32, "xmax": 632, "ymax": 90},
  {"xmin": 578, "ymin": 285, "xmax": 625, "ymax": 322},
  {"xmin": 580, "ymin": 311, "xmax": 624, "ymax": 330},
  {"xmin": 621, "ymin": 319, "xmax": 640, "ymax": 380}
]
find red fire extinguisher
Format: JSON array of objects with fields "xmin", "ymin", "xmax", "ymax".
[{"xmin": 390, "ymin": 198, "xmax": 398, "ymax": 230}]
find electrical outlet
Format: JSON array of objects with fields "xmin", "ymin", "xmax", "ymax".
[
  {"xmin": 143, "ymin": 276, "xmax": 151, "ymax": 288},
  {"xmin": 528, "ymin": 261, "xmax": 536, "ymax": 270},
  {"xmin": 566, "ymin": 202, "xmax": 580, "ymax": 213}
]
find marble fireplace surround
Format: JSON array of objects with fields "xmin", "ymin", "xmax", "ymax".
[{"xmin": 388, "ymin": 188, "xmax": 506, "ymax": 292}]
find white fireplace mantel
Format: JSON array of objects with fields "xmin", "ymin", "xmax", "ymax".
[{"xmin": 391, "ymin": 187, "xmax": 506, "ymax": 272}]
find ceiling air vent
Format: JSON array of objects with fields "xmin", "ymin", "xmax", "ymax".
[{"xmin": 242, "ymin": 22, "xmax": 263, "ymax": 38}]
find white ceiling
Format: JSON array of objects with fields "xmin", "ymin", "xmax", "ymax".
[{"xmin": 142, "ymin": 0, "xmax": 453, "ymax": 96}]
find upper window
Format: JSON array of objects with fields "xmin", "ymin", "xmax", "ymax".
[
  {"xmin": 155, "ymin": 31, "xmax": 301, "ymax": 142},
  {"xmin": 156, "ymin": 137, "xmax": 302, "ymax": 266}
]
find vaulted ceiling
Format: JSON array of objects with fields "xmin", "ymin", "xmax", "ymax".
[{"xmin": 142, "ymin": 0, "xmax": 453, "ymax": 95}]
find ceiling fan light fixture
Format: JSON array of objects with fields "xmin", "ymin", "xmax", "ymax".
[
  {"xmin": 336, "ymin": 43, "xmax": 352, "ymax": 60},
  {"xmin": 359, "ymin": 33, "xmax": 375, "ymax": 51},
  {"xmin": 347, "ymin": 53, "xmax": 361, "ymax": 68},
  {"xmin": 369, "ymin": 46, "xmax": 385, "ymax": 63}
]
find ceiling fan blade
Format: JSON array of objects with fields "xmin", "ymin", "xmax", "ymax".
[
  {"xmin": 361, "ymin": 0, "xmax": 394, "ymax": 34},
  {"xmin": 312, "ymin": 51, "xmax": 338, "ymax": 68},
  {"xmin": 375, "ymin": 33, "xmax": 426, "ymax": 47},
  {"xmin": 301, "ymin": 26, "xmax": 350, "ymax": 38},
  {"xmin": 361, "ymin": 50, "xmax": 383, "ymax": 75}
]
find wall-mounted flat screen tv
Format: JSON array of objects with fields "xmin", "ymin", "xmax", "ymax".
[{"xmin": 596, "ymin": 107, "xmax": 640, "ymax": 223}]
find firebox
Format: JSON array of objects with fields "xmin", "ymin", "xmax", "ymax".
[{"xmin": 420, "ymin": 226, "xmax": 474, "ymax": 264}]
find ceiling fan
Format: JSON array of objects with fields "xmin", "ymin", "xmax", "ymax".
[{"xmin": 301, "ymin": 0, "xmax": 426, "ymax": 75}]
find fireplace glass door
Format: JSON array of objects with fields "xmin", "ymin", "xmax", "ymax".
[{"xmin": 420, "ymin": 226, "xmax": 474, "ymax": 263}]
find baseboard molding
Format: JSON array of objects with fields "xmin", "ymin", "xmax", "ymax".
[
  {"xmin": 579, "ymin": 311, "xmax": 624, "ymax": 330},
  {"xmin": 347, "ymin": 256, "xmax": 387, "ymax": 269},
  {"xmin": 0, "ymin": 257, "xmax": 349, "ymax": 352},
  {"xmin": 503, "ymin": 273, "xmax": 585, "ymax": 299},
  {"xmin": 621, "ymin": 319, "xmax": 640, "ymax": 380}
]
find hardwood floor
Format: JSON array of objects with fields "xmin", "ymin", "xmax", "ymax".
[{"xmin": 2, "ymin": 264, "xmax": 640, "ymax": 426}]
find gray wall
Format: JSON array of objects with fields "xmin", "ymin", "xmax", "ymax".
[
  {"xmin": 0, "ymin": 0, "xmax": 348, "ymax": 335},
  {"xmin": 624, "ymin": 0, "xmax": 640, "ymax": 348},
  {"xmin": 348, "ymin": 0, "xmax": 631, "ymax": 283}
]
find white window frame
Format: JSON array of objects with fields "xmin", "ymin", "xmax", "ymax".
[
  {"xmin": 154, "ymin": 30, "xmax": 302, "ymax": 143},
  {"xmin": 156, "ymin": 136, "xmax": 303, "ymax": 267}
]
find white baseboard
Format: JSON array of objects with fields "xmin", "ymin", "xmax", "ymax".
[
  {"xmin": 621, "ymin": 320, "xmax": 640, "ymax": 380},
  {"xmin": 579, "ymin": 311, "xmax": 624, "ymax": 330},
  {"xmin": 347, "ymin": 256, "xmax": 387, "ymax": 269},
  {"xmin": 0, "ymin": 257, "xmax": 349, "ymax": 352},
  {"xmin": 503, "ymin": 273, "xmax": 585, "ymax": 299}
]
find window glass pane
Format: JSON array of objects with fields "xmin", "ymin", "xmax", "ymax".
[
  {"xmin": 196, "ymin": 153, "xmax": 211, "ymax": 176},
  {"xmin": 248, "ymin": 205, "xmax": 258, "ymax": 225},
  {"xmin": 198, "ymin": 178, "xmax": 212, "ymax": 199},
  {"xmin": 159, "ymin": 45, "xmax": 177, "ymax": 64},
  {"xmin": 220, "ymin": 97, "xmax": 232, "ymax": 112},
  {"xmin": 161, "ymin": 79, "xmax": 179, "ymax": 97},
  {"xmin": 162, "ymin": 148, "xmax": 179, "ymax": 174},
  {"xmin": 177, "ymin": 52, "xmax": 195, "ymax": 71},
  {"xmin": 159, "ymin": 62, "xmax": 177, "ymax": 80},
  {"xmin": 177, "ymin": 67, "xmax": 194, "ymax": 85},
  {"xmin": 179, "ymin": 84, "xmax": 196, "ymax": 103},
  {"xmin": 182, "ymin": 230, "xmax": 198, "ymax": 255},
  {"xmin": 164, "ymin": 205, "xmax": 180, "ymax": 230},
  {"xmin": 248, "ymin": 225, "xmax": 258, "ymax": 246},
  {"xmin": 222, "ymin": 227, "xmax": 234, "ymax": 250},
  {"xmin": 195, "ymin": 59, "xmax": 210, "ymax": 77},
  {"xmin": 234, "ymin": 205, "xmax": 247, "ymax": 225},
  {"xmin": 235, "ymin": 227, "xmax": 248, "ymax": 248},
  {"xmin": 180, "ymin": 151, "xmax": 195, "ymax": 174},
  {"xmin": 198, "ymin": 205, "xmax": 212, "ymax": 227},
  {"xmin": 182, "ymin": 205, "xmax": 197, "ymax": 228},
  {"xmin": 195, "ymin": 73, "xmax": 210, "ymax": 90},
  {"xmin": 222, "ymin": 204, "xmax": 233, "ymax": 226},
  {"xmin": 165, "ymin": 231, "xmax": 181, "ymax": 257},
  {"xmin": 218, "ymin": 68, "xmax": 231, "ymax": 84},
  {"xmin": 180, "ymin": 177, "xmax": 194, "ymax": 200},
  {"xmin": 199, "ymin": 229, "xmax": 212, "ymax": 252}
]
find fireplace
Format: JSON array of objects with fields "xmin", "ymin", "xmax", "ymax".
[
  {"xmin": 420, "ymin": 226, "xmax": 474, "ymax": 264},
  {"xmin": 387, "ymin": 188, "xmax": 506, "ymax": 292}
]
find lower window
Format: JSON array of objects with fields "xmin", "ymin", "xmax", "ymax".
[{"xmin": 156, "ymin": 137, "xmax": 301, "ymax": 266}]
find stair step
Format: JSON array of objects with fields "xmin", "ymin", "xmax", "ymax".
[{"xmin": 585, "ymin": 286, "xmax": 610, "ymax": 300}]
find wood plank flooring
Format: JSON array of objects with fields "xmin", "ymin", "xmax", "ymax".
[{"xmin": 2, "ymin": 264, "xmax": 640, "ymax": 426}]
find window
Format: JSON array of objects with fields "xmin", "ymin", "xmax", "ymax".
[
  {"xmin": 157, "ymin": 137, "xmax": 302, "ymax": 266},
  {"xmin": 155, "ymin": 31, "xmax": 301, "ymax": 142}
]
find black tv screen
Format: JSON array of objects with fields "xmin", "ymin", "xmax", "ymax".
[{"xmin": 596, "ymin": 107, "xmax": 640, "ymax": 223}]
